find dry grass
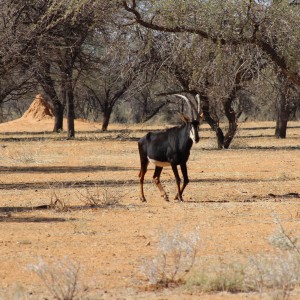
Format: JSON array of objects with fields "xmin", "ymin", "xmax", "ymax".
[
  {"xmin": 28, "ymin": 257, "xmax": 81, "ymax": 300},
  {"xmin": 186, "ymin": 216, "xmax": 300, "ymax": 300}
]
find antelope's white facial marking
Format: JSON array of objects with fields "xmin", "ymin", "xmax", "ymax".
[
  {"xmin": 190, "ymin": 126, "xmax": 196, "ymax": 143},
  {"xmin": 148, "ymin": 157, "xmax": 170, "ymax": 167}
]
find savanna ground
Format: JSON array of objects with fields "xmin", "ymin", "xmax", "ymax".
[{"xmin": 0, "ymin": 116, "xmax": 299, "ymax": 299}]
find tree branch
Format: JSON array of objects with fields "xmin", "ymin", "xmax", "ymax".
[{"xmin": 122, "ymin": 0, "xmax": 300, "ymax": 88}]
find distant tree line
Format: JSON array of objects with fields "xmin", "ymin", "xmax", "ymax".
[{"xmin": 0, "ymin": 0, "xmax": 299, "ymax": 146}]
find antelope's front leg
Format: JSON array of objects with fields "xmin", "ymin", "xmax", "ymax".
[
  {"xmin": 174, "ymin": 164, "xmax": 189, "ymax": 201},
  {"xmin": 179, "ymin": 163, "xmax": 189, "ymax": 197},
  {"xmin": 171, "ymin": 164, "xmax": 183, "ymax": 201}
]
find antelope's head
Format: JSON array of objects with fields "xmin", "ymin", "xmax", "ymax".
[{"xmin": 175, "ymin": 94, "xmax": 203, "ymax": 144}]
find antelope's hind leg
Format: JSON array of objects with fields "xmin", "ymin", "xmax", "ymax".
[
  {"xmin": 153, "ymin": 166, "xmax": 169, "ymax": 201},
  {"xmin": 139, "ymin": 160, "xmax": 148, "ymax": 202}
]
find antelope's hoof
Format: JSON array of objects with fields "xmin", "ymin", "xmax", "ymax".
[
  {"xmin": 163, "ymin": 194, "xmax": 169, "ymax": 202},
  {"xmin": 174, "ymin": 194, "xmax": 183, "ymax": 202},
  {"xmin": 140, "ymin": 196, "xmax": 147, "ymax": 202}
]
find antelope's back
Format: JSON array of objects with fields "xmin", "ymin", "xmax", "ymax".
[{"xmin": 138, "ymin": 128, "xmax": 180, "ymax": 162}]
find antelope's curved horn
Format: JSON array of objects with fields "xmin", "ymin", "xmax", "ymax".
[
  {"xmin": 195, "ymin": 94, "xmax": 202, "ymax": 121},
  {"xmin": 195, "ymin": 94, "xmax": 201, "ymax": 114},
  {"xmin": 174, "ymin": 94, "xmax": 194, "ymax": 119}
]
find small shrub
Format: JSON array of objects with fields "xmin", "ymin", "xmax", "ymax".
[
  {"xmin": 187, "ymin": 260, "xmax": 247, "ymax": 293},
  {"xmin": 28, "ymin": 257, "xmax": 81, "ymax": 300},
  {"xmin": 1, "ymin": 283, "xmax": 28, "ymax": 300},
  {"xmin": 3, "ymin": 142, "xmax": 42, "ymax": 164},
  {"xmin": 141, "ymin": 226, "xmax": 200, "ymax": 287},
  {"xmin": 187, "ymin": 253, "xmax": 300, "ymax": 299},
  {"xmin": 268, "ymin": 214, "xmax": 300, "ymax": 253},
  {"xmin": 247, "ymin": 215, "xmax": 300, "ymax": 299},
  {"xmin": 48, "ymin": 182, "xmax": 70, "ymax": 211},
  {"xmin": 186, "ymin": 216, "xmax": 300, "ymax": 299},
  {"xmin": 245, "ymin": 252, "xmax": 300, "ymax": 300},
  {"xmin": 76, "ymin": 184, "xmax": 121, "ymax": 207}
]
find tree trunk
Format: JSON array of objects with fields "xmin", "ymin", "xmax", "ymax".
[
  {"xmin": 200, "ymin": 93, "xmax": 225, "ymax": 149},
  {"xmin": 275, "ymin": 103, "xmax": 289, "ymax": 138},
  {"xmin": 66, "ymin": 75, "xmax": 75, "ymax": 138},
  {"xmin": 275, "ymin": 73, "xmax": 290, "ymax": 139},
  {"xmin": 53, "ymin": 100, "xmax": 64, "ymax": 132},
  {"xmin": 102, "ymin": 106, "xmax": 112, "ymax": 131},
  {"xmin": 223, "ymin": 99, "xmax": 239, "ymax": 149},
  {"xmin": 198, "ymin": 88, "xmax": 241, "ymax": 149},
  {"xmin": 35, "ymin": 62, "xmax": 64, "ymax": 132}
]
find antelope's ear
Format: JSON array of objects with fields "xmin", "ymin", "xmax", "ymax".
[
  {"xmin": 199, "ymin": 112, "xmax": 204, "ymax": 120},
  {"xmin": 179, "ymin": 114, "xmax": 191, "ymax": 124}
]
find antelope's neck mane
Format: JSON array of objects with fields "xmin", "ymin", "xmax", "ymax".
[{"xmin": 162, "ymin": 123, "xmax": 189, "ymax": 133}]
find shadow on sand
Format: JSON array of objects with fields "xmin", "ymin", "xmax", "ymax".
[{"xmin": 0, "ymin": 165, "xmax": 138, "ymax": 174}]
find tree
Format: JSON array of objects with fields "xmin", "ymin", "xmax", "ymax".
[
  {"xmin": 8, "ymin": 0, "xmax": 115, "ymax": 137},
  {"xmin": 0, "ymin": 0, "xmax": 35, "ymax": 115},
  {"xmin": 135, "ymin": 86, "xmax": 170, "ymax": 123},
  {"xmin": 32, "ymin": 0, "xmax": 105, "ymax": 137},
  {"xmin": 122, "ymin": 0, "xmax": 300, "ymax": 138},
  {"xmin": 81, "ymin": 24, "xmax": 161, "ymax": 131},
  {"xmin": 138, "ymin": 30, "xmax": 262, "ymax": 148},
  {"xmin": 275, "ymin": 71, "xmax": 300, "ymax": 138}
]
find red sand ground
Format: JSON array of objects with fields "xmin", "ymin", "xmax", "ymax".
[{"xmin": 0, "ymin": 96, "xmax": 299, "ymax": 299}]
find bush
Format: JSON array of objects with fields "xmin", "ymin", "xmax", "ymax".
[
  {"xmin": 141, "ymin": 226, "xmax": 200, "ymax": 287},
  {"xmin": 186, "ymin": 216, "xmax": 300, "ymax": 300},
  {"xmin": 187, "ymin": 260, "xmax": 247, "ymax": 293},
  {"xmin": 28, "ymin": 257, "xmax": 81, "ymax": 300}
]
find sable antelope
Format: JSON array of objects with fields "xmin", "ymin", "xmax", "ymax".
[{"xmin": 138, "ymin": 94, "xmax": 202, "ymax": 202}]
